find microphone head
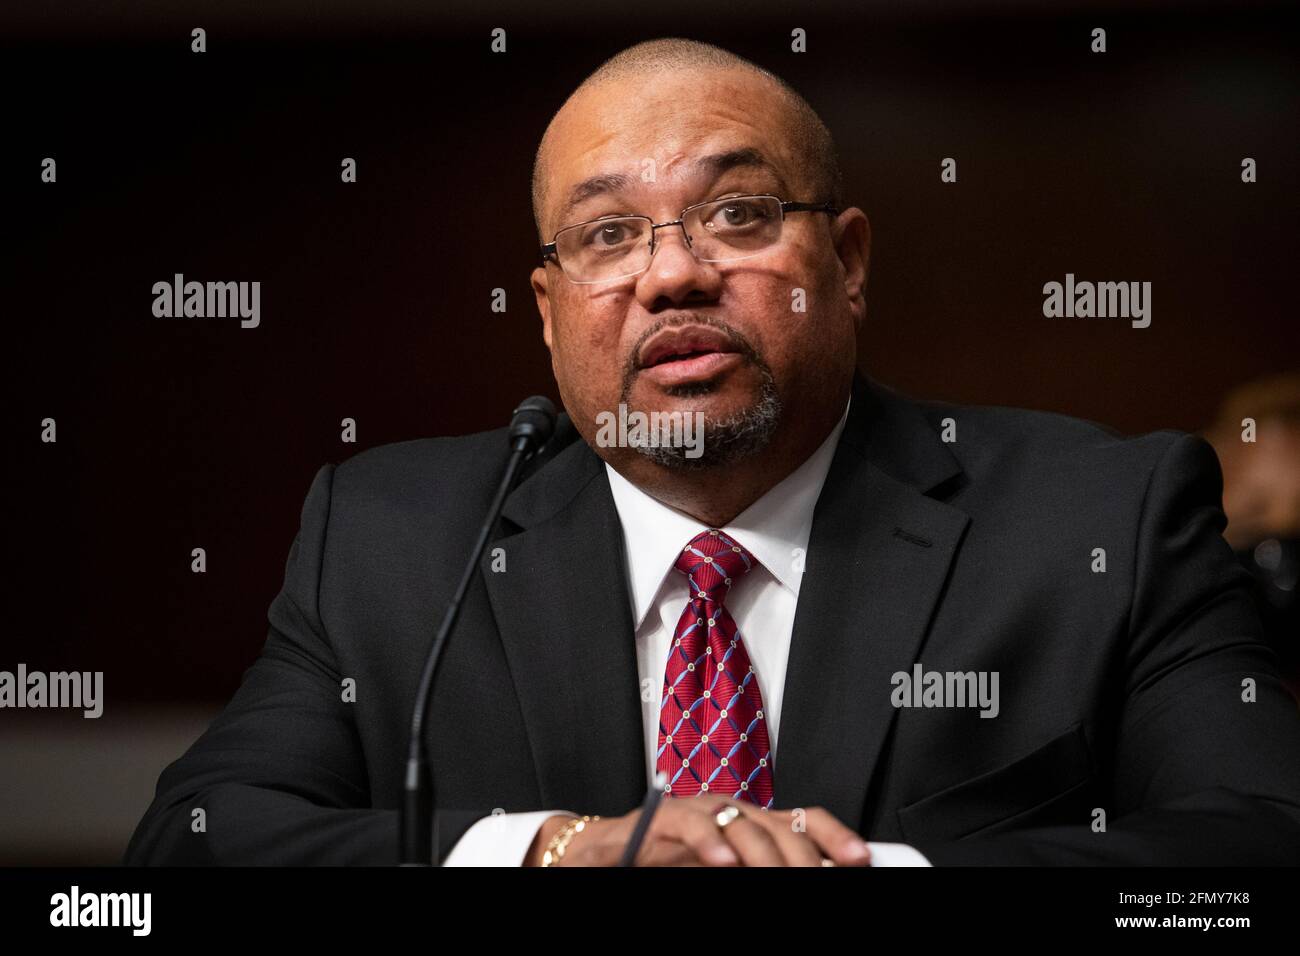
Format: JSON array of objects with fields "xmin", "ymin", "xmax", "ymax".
[{"xmin": 509, "ymin": 395, "xmax": 557, "ymax": 453}]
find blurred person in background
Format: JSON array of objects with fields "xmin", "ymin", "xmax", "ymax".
[{"xmin": 1204, "ymin": 372, "xmax": 1300, "ymax": 694}]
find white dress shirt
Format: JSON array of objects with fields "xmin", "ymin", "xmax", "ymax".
[{"xmin": 445, "ymin": 399, "xmax": 930, "ymax": 866}]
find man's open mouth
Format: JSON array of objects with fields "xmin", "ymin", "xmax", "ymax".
[
  {"xmin": 638, "ymin": 326, "xmax": 739, "ymax": 366},
  {"xmin": 635, "ymin": 325, "xmax": 745, "ymax": 386}
]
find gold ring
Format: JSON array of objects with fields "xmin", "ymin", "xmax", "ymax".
[{"xmin": 713, "ymin": 805, "xmax": 741, "ymax": 829}]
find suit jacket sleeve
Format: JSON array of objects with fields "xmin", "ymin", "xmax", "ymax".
[
  {"xmin": 123, "ymin": 463, "xmax": 478, "ymax": 865},
  {"xmin": 916, "ymin": 433, "xmax": 1300, "ymax": 865}
]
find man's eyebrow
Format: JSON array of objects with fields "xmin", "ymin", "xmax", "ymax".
[
  {"xmin": 693, "ymin": 147, "xmax": 783, "ymax": 184},
  {"xmin": 555, "ymin": 148, "xmax": 785, "ymax": 227},
  {"xmin": 558, "ymin": 173, "xmax": 634, "ymax": 225}
]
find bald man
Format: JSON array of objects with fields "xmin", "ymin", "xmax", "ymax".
[{"xmin": 126, "ymin": 39, "xmax": 1300, "ymax": 867}]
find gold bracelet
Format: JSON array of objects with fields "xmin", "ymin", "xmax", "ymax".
[{"xmin": 540, "ymin": 815, "xmax": 600, "ymax": 867}]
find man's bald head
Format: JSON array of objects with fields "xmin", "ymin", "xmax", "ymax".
[{"xmin": 530, "ymin": 38, "xmax": 844, "ymax": 240}]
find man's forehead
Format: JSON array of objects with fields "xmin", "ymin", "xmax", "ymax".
[
  {"xmin": 555, "ymin": 146, "xmax": 790, "ymax": 222},
  {"xmin": 542, "ymin": 69, "xmax": 800, "ymax": 225}
]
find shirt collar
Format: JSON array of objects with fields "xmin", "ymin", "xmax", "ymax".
[{"xmin": 604, "ymin": 398, "xmax": 851, "ymax": 631}]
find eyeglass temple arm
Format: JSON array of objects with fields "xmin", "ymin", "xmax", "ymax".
[{"xmin": 780, "ymin": 201, "xmax": 840, "ymax": 216}]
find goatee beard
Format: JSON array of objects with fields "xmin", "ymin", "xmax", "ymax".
[{"xmin": 618, "ymin": 317, "xmax": 783, "ymax": 470}]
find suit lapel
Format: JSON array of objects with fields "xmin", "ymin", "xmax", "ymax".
[
  {"xmin": 480, "ymin": 428, "xmax": 647, "ymax": 815},
  {"xmin": 479, "ymin": 377, "xmax": 970, "ymax": 826},
  {"xmin": 773, "ymin": 378, "xmax": 971, "ymax": 827}
]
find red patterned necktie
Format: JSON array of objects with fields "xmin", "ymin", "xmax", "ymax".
[{"xmin": 656, "ymin": 529, "xmax": 774, "ymax": 808}]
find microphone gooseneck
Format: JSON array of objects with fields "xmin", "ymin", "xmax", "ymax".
[{"xmin": 400, "ymin": 396, "xmax": 557, "ymax": 865}]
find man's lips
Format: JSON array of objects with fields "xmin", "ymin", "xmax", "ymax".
[
  {"xmin": 639, "ymin": 350, "xmax": 743, "ymax": 387},
  {"xmin": 635, "ymin": 325, "xmax": 744, "ymax": 388},
  {"xmin": 637, "ymin": 325, "xmax": 738, "ymax": 369}
]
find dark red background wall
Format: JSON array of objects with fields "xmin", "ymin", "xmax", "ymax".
[{"xmin": 5, "ymin": 3, "xmax": 1297, "ymax": 703}]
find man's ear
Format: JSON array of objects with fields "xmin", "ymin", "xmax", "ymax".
[
  {"xmin": 531, "ymin": 265, "xmax": 554, "ymax": 350},
  {"xmin": 833, "ymin": 208, "xmax": 871, "ymax": 332}
]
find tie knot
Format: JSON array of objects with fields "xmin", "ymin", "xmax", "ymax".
[{"xmin": 674, "ymin": 530, "xmax": 754, "ymax": 604}]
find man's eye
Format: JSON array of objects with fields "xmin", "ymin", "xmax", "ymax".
[
  {"xmin": 583, "ymin": 222, "xmax": 636, "ymax": 247},
  {"xmin": 710, "ymin": 199, "xmax": 767, "ymax": 229}
]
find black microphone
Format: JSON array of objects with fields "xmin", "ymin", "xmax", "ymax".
[
  {"xmin": 508, "ymin": 395, "xmax": 557, "ymax": 452},
  {"xmin": 619, "ymin": 772, "xmax": 668, "ymax": 866},
  {"xmin": 400, "ymin": 396, "xmax": 557, "ymax": 865}
]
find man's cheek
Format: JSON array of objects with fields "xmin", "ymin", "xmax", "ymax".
[
  {"xmin": 578, "ymin": 322, "xmax": 629, "ymax": 371},
  {"xmin": 557, "ymin": 297, "xmax": 617, "ymax": 349},
  {"xmin": 555, "ymin": 323, "xmax": 620, "ymax": 385}
]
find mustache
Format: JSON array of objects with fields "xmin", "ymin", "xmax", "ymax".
[{"xmin": 620, "ymin": 315, "xmax": 765, "ymax": 395}]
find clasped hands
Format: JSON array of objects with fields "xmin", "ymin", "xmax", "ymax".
[{"xmin": 526, "ymin": 798, "xmax": 871, "ymax": 867}]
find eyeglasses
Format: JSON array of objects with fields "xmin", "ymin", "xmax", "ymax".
[{"xmin": 540, "ymin": 194, "xmax": 840, "ymax": 284}]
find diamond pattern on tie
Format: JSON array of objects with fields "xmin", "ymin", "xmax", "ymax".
[{"xmin": 655, "ymin": 529, "xmax": 774, "ymax": 809}]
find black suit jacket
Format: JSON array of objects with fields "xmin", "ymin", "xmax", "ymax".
[{"xmin": 125, "ymin": 375, "xmax": 1300, "ymax": 865}]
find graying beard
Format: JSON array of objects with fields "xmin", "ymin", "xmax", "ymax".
[{"xmin": 629, "ymin": 378, "xmax": 782, "ymax": 471}]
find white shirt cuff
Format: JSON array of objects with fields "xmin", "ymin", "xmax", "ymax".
[
  {"xmin": 866, "ymin": 842, "xmax": 932, "ymax": 866},
  {"xmin": 442, "ymin": 810, "xmax": 577, "ymax": 866}
]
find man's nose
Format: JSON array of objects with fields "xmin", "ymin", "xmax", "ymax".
[{"xmin": 635, "ymin": 223, "xmax": 723, "ymax": 308}]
